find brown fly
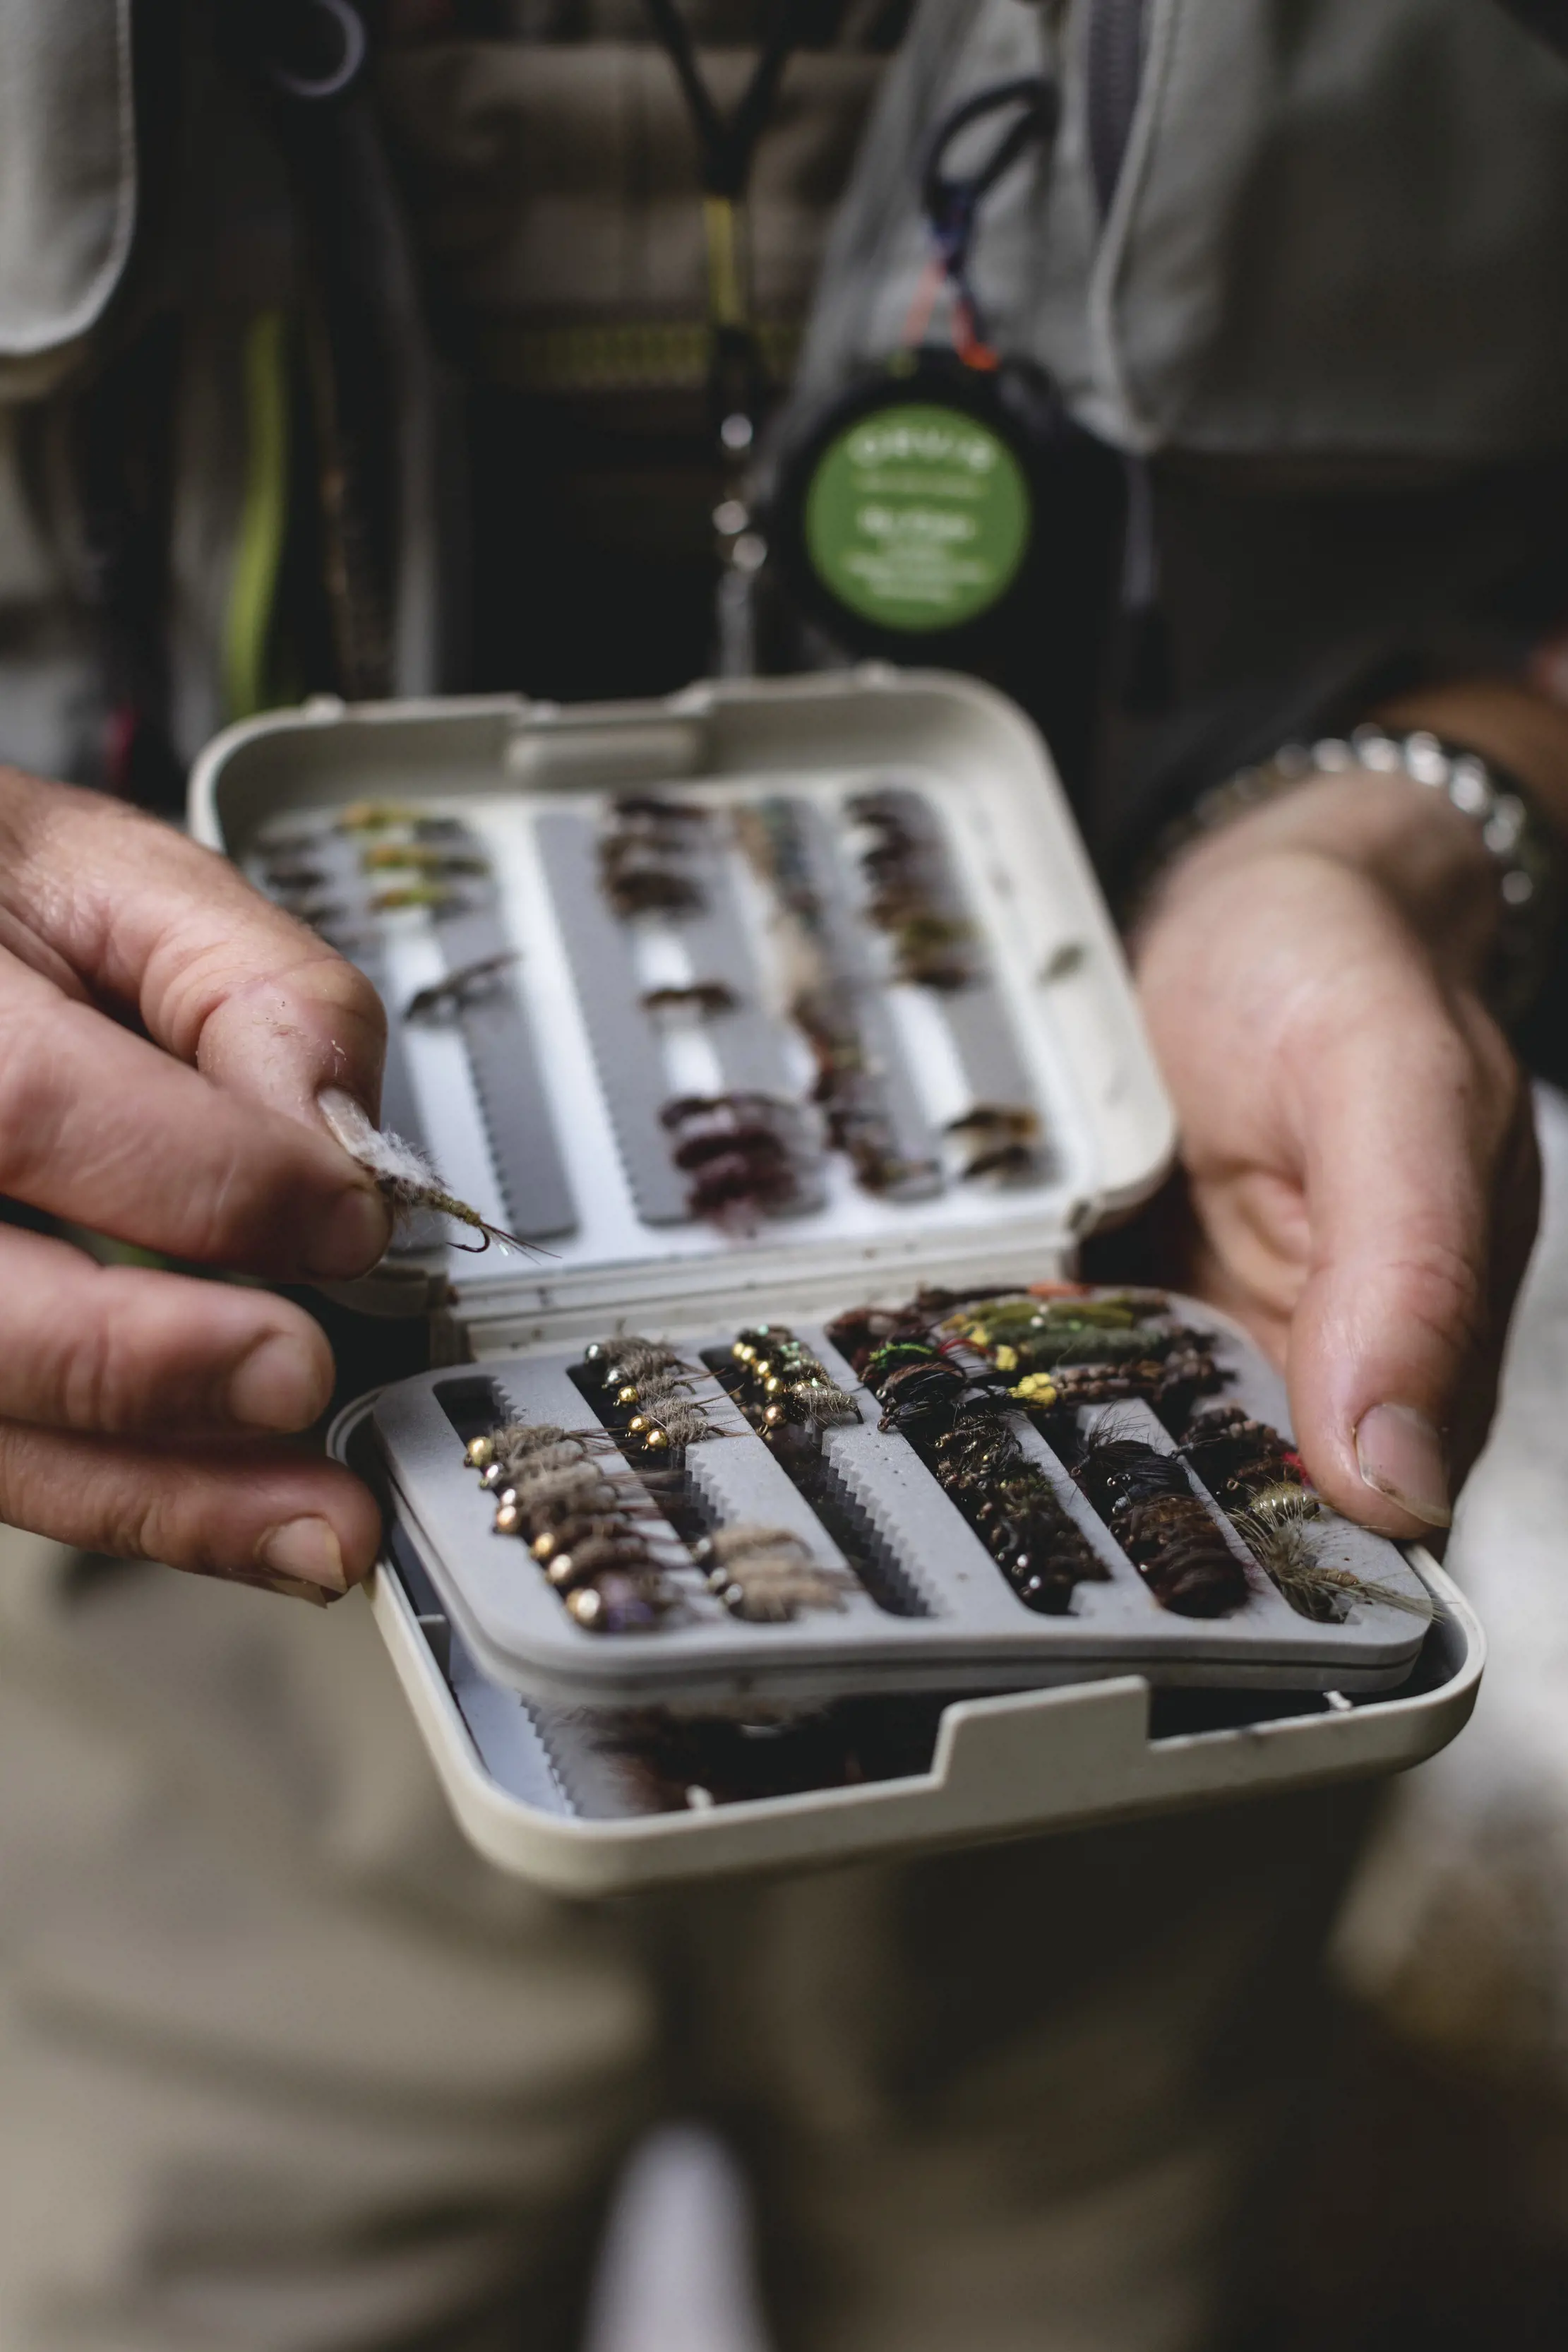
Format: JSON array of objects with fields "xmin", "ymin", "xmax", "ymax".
[
  {"xmin": 1181, "ymin": 1405, "xmax": 1424, "ymax": 1620},
  {"xmin": 403, "ymin": 953, "xmax": 520, "ymax": 1022},
  {"xmin": 661, "ymin": 1093, "xmax": 806, "ymax": 1223},
  {"xmin": 1072, "ymin": 1436, "xmax": 1248, "ymax": 1618},
  {"xmin": 640, "ymin": 981, "xmax": 738, "ymax": 1018},
  {"xmin": 599, "ymin": 799, "xmax": 707, "ymax": 917}
]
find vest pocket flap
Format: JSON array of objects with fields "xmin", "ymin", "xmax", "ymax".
[{"xmin": 0, "ymin": 0, "xmax": 136, "ymax": 379}]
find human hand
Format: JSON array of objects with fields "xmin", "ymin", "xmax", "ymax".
[
  {"xmin": 0, "ymin": 765, "xmax": 393, "ymax": 1599},
  {"xmin": 1132, "ymin": 765, "xmax": 1538, "ymax": 1537}
]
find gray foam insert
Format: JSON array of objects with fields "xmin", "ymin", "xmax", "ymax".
[
  {"xmin": 249, "ymin": 822, "xmax": 443, "ymax": 1252},
  {"xmin": 365, "ymin": 1302, "xmax": 1432, "ymax": 1709},
  {"xmin": 849, "ymin": 785, "xmax": 1046, "ymax": 1161},
  {"xmin": 678, "ymin": 829, "xmax": 808, "ymax": 1104},
  {"xmin": 533, "ymin": 811, "xmax": 692, "ymax": 1224},
  {"xmin": 756, "ymin": 795, "xmax": 941, "ymax": 1201},
  {"xmin": 432, "ymin": 823, "xmax": 577, "ymax": 1241},
  {"xmin": 536, "ymin": 806, "xmax": 827, "ymax": 1226}
]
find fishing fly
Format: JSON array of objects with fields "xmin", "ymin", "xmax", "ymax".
[{"xmin": 1071, "ymin": 1435, "xmax": 1249, "ymax": 1618}]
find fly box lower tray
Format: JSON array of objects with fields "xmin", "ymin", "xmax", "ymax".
[
  {"xmin": 193, "ymin": 674, "xmax": 1482, "ymax": 1892},
  {"xmin": 353, "ymin": 1301, "xmax": 1434, "ymax": 1710}
]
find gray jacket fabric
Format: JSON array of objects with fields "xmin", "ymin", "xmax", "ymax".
[{"xmin": 797, "ymin": 0, "xmax": 1568, "ymax": 460}]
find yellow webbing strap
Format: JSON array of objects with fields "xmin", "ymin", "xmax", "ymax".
[{"xmin": 223, "ymin": 310, "xmax": 291, "ymax": 722}]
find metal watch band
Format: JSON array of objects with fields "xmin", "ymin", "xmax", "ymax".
[{"xmin": 1130, "ymin": 724, "xmax": 1562, "ymax": 1023}]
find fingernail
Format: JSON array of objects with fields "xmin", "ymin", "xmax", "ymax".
[
  {"xmin": 1355, "ymin": 1403, "xmax": 1452, "ymax": 1527},
  {"xmin": 256, "ymin": 1517, "xmax": 349, "ymax": 1594},
  {"xmin": 226, "ymin": 1569, "xmax": 337, "ymax": 1608},
  {"xmin": 267, "ymin": 1577, "xmax": 337, "ymax": 1607},
  {"xmin": 317, "ymin": 1086, "xmax": 376, "ymax": 1156},
  {"xmin": 305, "ymin": 1184, "xmax": 390, "ymax": 1279},
  {"xmin": 227, "ymin": 1334, "xmax": 325, "ymax": 1431}
]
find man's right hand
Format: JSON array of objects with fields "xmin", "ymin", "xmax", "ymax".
[{"xmin": 0, "ymin": 765, "xmax": 393, "ymax": 1601}]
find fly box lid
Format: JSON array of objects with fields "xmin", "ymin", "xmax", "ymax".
[
  {"xmin": 192, "ymin": 669, "xmax": 1171, "ymax": 1333},
  {"xmin": 190, "ymin": 671, "xmax": 1482, "ymax": 1892}
]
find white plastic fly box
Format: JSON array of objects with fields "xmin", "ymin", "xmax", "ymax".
[{"xmin": 191, "ymin": 672, "xmax": 1482, "ymax": 1894}]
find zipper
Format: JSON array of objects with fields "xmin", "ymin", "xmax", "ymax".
[{"xmin": 1085, "ymin": 0, "xmax": 1148, "ymax": 217}]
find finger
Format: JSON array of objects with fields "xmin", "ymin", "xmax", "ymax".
[
  {"xmin": 0, "ymin": 951, "xmax": 389, "ymax": 1276},
  {"xmin": 0, "ymin": 1422, "xmax": 382, "ymax": 1597},
  {"xmin": 1284, "ymin": 992, "xmax": 1526, "ymax": 1537},
  {"xmin": 1183, "ymin": 1166, "xmax": 1311, "ymax": 1363},
  {"xmin": 0, "ymin": 1226, "xmax": 340, "ymax": 1435},
  {"xmin": 0, "ymin": 769, "xmax": 386, "ymax": 1128}
]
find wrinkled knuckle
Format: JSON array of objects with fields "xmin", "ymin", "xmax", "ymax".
[
  {"xmin": 70, "ymin": 1475, "xmax": 152, "ymax": 1564},
  {"xmin": 0, "ymin": 1428, "xmax": 40, "ymax": 1532},
  {"xmin": 55, "ymin": 1302, "xmax": 180, "ymax": 1435},
  {"xmin": 319, "ymin": 950, "xmax": 384, "ymax": 1024},
  {"xmin": 177, "ymin": 1150, "xmax": 270, "ymax": 1265},
  {"xmin": 1386, "ymin": 1236, "xmax": 1489, "ymax": 1365},
  {"xmin": 54, "ymin": 1315, "xmax": 121, "ymax": 1433},
  {"xmin": 0, "ymin": 1020, "xmax": 64, "ymax": 1193},
  {"xmin": 118, "ymin": 1485, "xmax": 193, "ymax": 1571},
  {"xmin": 186, "ymin": 943, "xmax": 388, "ymax": 1087}
]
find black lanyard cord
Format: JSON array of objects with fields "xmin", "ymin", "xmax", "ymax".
[
  {"xmin": 640, "ymin": 0, "xmax": 814, "ymax": 203},
  {"xmin": 915, "ymin": 75, "xmax": 1057, "ymax": 359},
  {"xmin": 638, "ymin": 0, "xmax": 833, "ymax": 484},
  {"xmin": 921, "ymin": 76, "xmax": 1058, "ymax": 254}
]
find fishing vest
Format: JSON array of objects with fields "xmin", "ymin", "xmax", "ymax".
[{"xmin": 3, "ymin": 0, "xmax": 1568, "ymax": 789}]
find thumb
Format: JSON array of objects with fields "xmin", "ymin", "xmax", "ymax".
[{"xmin": 1283, "ymin": 1002, "xmax": 1531, "ymax": 1539}]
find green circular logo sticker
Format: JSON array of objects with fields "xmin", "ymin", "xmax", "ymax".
[{"xmin": 803, "ymin": 400, "xmax": 1031, "ymax": 633}]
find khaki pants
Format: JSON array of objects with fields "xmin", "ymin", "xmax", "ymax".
[{"xmin": 0, "ymin": 1520, "xmax": 1373, "ymax": 2352}]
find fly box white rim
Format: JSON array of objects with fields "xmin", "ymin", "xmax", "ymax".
[
  {"xmin": 190, "ymin": 672, "xmax": 1483, "ymax": 1890},
  {"xmin": 361, "ymin": 1534, "xmax": 1480, "ymax": 1897}
]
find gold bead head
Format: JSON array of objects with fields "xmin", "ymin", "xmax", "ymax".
[{"xmin": 466, "ymin": 1435, "xmax": 494, "ymax": 1469}]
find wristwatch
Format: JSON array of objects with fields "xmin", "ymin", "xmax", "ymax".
[{"xmin": 1130, "ymin": 724, "xmax": 1562, "ymax": 1023}]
